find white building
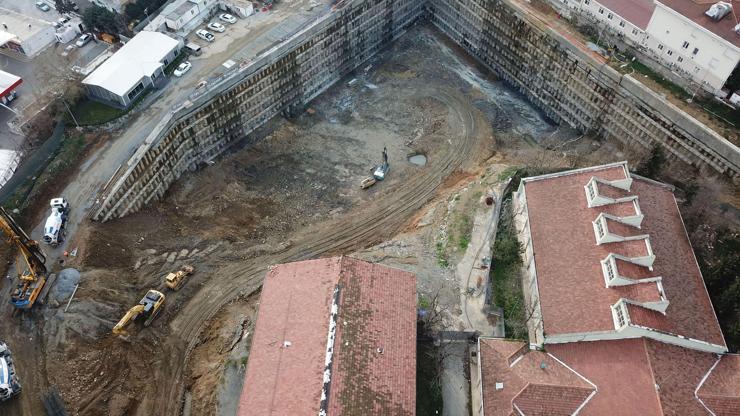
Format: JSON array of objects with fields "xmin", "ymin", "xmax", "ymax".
[
  {"xmin": 223, "ymin": 0, "xmax": 255, "ymax": 18},
  {"xmin": 0, "ymin": 10, "xmax": 57, "ymax": 59},
  {"xmin": 82, "ymin": 31, "xmax": 183, "ymax": 108},
  {"xmin": 92, "ymin": 0, "xmax": 131, "ymax": 13},
  {"xmin": 163, "ymin": 0, "xmax": 217, "ymax": 31},
  {"xmin": 551, "ymin": 0, "xmax": 740, "ymax": 95}
]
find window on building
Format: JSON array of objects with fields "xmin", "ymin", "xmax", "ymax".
[
  {"xmin": 682, "ymin": 41, "xmax": 689, "ymax": 49},
  {"xmin": 619, "ymin": 21, "xmax": 625, "ymax": 27},
  {"xmin": 677, "ymin": 57, "xmax": 683, "ymax": 63},
  {"xmin": 631, "ymin": 28, "xmax": 638, "ymax": 35},
  {"xmin": 607, "ymin": 13, "xmax": 613, "ymax": 19},
  {"xmin": 658, "ymin": 44, "xmax": 664, "ymax": 50},
  {"xmin": 599, "ymin": 7, "xmax": 604, "ymax": 14},
  {"xmin": 693, "ymin": 47, "xmax": 699, "ymax": 55},
  {"xmin": 614, "ymin": 302, "xmax": 627, "ymax": 328},
  {"xmin": 596, "ymin": 219, "xmax": 605, "ymax": 238},
  {"xmin": 605, "ymin": 260, "xmax": 615, "ymax": 281},
  {"xmin": 588, "ymin": 181, "xmax": 596, "ymax": 200},
  {"xmin": 667, "ymin": 50, "xmax": 673, "ymax": 56}
]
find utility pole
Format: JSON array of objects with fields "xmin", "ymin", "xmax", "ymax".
[{"xmin": 60, "ymin": 98, "xmax": 79, "ymax": 128}]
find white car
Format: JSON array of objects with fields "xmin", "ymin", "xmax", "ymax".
[
  {"xmin": 207, "ymin": 22, "xmax": 226, "ymax": 33},
  {"xmin": 173, "ymin": 61, "xmax": 192, "ymax": 77},
  {"xmin": 219, "ymin": 13, "xmax": 237, "ymax": 24},
  {"xmin": 36, "ymin": 1, "xmax": 50, "ymax": 12},
  {"xmin": 196, "ymin": 29, "xmax": 215, "ymax": 43},
  {"xmin": 75, "ymin": 34, "xmax": 92, "ymax": 47}
]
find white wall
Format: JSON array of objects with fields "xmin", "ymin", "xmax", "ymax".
[
  {"xmin": 577, "ymin": 0, "xmax": 648, "ymax": 45},
  {"xmin": 644, "ymin": 4, "xmax": 740, "ymax": 93},
  {"xmin": 165, "ymin": 2, "xmax": 200, "ymax": 31}
]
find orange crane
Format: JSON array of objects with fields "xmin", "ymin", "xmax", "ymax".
[{"xmin": 0, "ymin": 207, "xmax": 47, "ymax": 310}]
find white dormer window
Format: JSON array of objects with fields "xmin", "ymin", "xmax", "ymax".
[
  {"xmin": 611, "ymin": 301, "xmax": 630, "ymax": 329},
  {"xmin": 596, "ymin": 219, "xmax": 605, "ymax": 238},
  {"xmin": 605, "ymin": 260, "xmax": 615, "ymax": 282},
  {"xmin": 587, "ymin": 181, "xmax": 596, "ymax": 200}
]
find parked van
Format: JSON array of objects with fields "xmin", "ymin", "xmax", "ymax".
[{"xmin": 185, "ymin": 43, "xmax": 202, "ymax": 56}]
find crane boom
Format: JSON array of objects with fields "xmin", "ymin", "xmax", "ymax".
[{"xmin": 0, "ymin": 207, "xmax": 48, "ymax": 309}]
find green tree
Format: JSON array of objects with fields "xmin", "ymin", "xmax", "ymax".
[
  {"xmin": 82, "ymin": 4, "xmax": 123, "ymax": 34},
  {"xmin": 54, "ymin": 0, "xmax": 76, "ymax": 14}
]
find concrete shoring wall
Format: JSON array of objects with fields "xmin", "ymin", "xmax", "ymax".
[
  {"xmin": 428, "ymin": 0, "xmax": 739, "ymax": 177},
  {"xmin": 93, "ymin": 0, "xmax": 424, "ymax": 221},
  {"xmin": 93, "ymin": 0, "xmax": 740, "ymax": 222}
]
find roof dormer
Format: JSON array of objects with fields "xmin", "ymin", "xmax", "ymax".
[{"xmin": 585, "ymin": 176, "xmax": 635, "ymax": 208}]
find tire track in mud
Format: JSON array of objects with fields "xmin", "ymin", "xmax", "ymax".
[{"xmin": 151, "ymin": 88, "xmax": 482, "ymax": 415}]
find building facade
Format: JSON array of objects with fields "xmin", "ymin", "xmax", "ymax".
[
  {"xmin": 471, "ymin": 162, "xmax": 738, "ymax": 415},
  {"xmin": 82, "ymin": 32, "xmax": 182, "ymax": 107},
  {"xmin": 551, "ymin": 0, "xmax": 740, "ymax": 95}
]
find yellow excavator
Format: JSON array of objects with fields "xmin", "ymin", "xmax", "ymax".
[
  {"xmin": 164, "ymin": 265, "xmax": 194, "ymax": 291},
  {"xmin": 0, "ymin": 207, "xmax": 47, "ymax": 310},
  {"xmin": 112, "ymin": 289, "xmax": 165, "ymax": 336}
]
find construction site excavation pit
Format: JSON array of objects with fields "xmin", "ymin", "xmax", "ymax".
[{"xmin": 10, "ymin": 25, "xmax": 594, "ymax": 416}]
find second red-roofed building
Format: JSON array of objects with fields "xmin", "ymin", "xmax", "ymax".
[
  {"xmin": 237, "ymin": 256, "xmax": 416, "ymax": 416},
  {"xmin": 470, "ymin": 162, "xmax": 739, "ymax": 416}
]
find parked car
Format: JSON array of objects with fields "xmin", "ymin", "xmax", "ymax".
[
  {"xmin": 219, "ymin": 13, "xmax": 237, "ymax": 24},
  {"xmin": 196, "ymin": 29, "xmax": 215, "ymax": 42},
  {"xmin": 35, "ymin": 1, "xmax": 50, "ymax": 11},
  {"xmin": 75, "ymin": 33, "xmax": 92, "ymax": 47},
  {"xmin": 173, "ymin": 61, "xmax": 192, "ymax": 77},
  {"xmin": 207, "ymin": 22, "xmax": 226, "ymax": 33},
  {"xmin": 57, "ymin": 16, "xmax": 70, "ymax": 26}
]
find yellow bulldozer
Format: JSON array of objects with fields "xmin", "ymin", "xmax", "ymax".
[
  {"xmin": 112, "ymin": 290, "xmax": 165, "ymax": 336},
  {"xmin": 164, "ymin": 265, "xmax": 194, "ymax": 291}
]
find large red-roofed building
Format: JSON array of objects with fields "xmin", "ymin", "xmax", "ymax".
[
  {"xmin": 237, "ymin": 256, "xmax": 417, "ymax": 416},
  {"xmin": 471, "ymin": 162, "xmax": 738, "ymax": 415}
]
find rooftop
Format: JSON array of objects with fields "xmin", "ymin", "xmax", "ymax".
[
  {"xmin": 0, "ymin": 69, "xmax": 21, "ymax": 98},
  {"xmin": 597, "ymin": 0, "xmax": 656, "ymax": 30},
  {"xmin": 520, "ymin": 162, "xmax": 726, "ymax": 349},
  {"xmin": 0, "ymin": 7, "xmax": 53, "ymax": 44},
  {"xmin": 82, "ymin": 31, "xmax": 180, "ymax": 96},
  {"xmin": 478, "ymin": 338, "xmax": 596, "ymax": 416},
  {"xmin": 656, "ymin": 0, "xmax": 740, "ymax": 49},
  {"xmin": 237, "ymin": 257, "xmax": 416, "ymax": 416},
  {"xmin": 547, "ymin": 338, "xmax": 740, "ymax": 415}
]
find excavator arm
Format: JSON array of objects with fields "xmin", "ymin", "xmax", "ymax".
[
  {"xmin": 112, "ymin": 304, "xmax": 146, "ymax": 335},
  {"xmin": 0, "ymin": 207, "xmax": 48, "ymax": 309}
]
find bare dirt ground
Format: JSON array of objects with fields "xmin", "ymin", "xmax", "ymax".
[{"xmin": 1, "ymin": 22, "xmax": 736, "ymax": 416}]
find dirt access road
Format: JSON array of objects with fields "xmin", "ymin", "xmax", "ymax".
[
  {"xmin": 0, "ymin": 23, "xmax": 593, "ymax": 414},
  {"xmin": 0, "ymin": 2, "xmax": 327, "ymax": 415},
  {"xmin": 51, "ymin": 27, "xmax": 503, "ymax": 415}
]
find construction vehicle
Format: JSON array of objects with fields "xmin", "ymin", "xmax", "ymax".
[
  {"xmin": 361, "ymin": 147, "xmax": 390, "ymax": 189},
  {"xmin": 0, "ymin": 207, "xmax": 48, "ymax": 310},
  {"xmin": 373, "ymin": 146, "xmax": 390, "ymax": 180},
  {"xmin": 165, "ymin": 265, "xmax": 195, "ymax": 291},
  {"xmin": 112, "ymin": 290, "xmax": 166, "ymax": 336},
  {"xmin": 0, "ymin": 341, "xmax": 22, "ymax": 402},
  {"xmin": 42, "ymin": 198, "xmax": 69, "ymax": 247}
]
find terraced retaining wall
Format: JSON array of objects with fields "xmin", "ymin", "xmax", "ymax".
[
  {"xmin": 93, "ymin": 0, "xmax": 739, "ymax": 221},
  {"xmin": 428, "ymin": 0, "xmax": 739, "ymax": 177},
  {"xmin": 93, "ymin": 0, "xmax": 423, "ymax": 221}
]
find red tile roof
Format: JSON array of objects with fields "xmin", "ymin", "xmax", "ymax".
[
  {"xmin": 597, "ymin": 0, "xmax": 656, "ymax": 30},
  {"xmin": 237, "ymin": 257, "xmax": 416, "ymax": 416},
  {"xmin": 521, "ymin": 163, "xmax": 725, "ymax": 347},
  {"xmin": 697, "ymin": 354, "xmax": 740, "ymax": 416},
  {"xmin": 547, "ymin": 338, "xmax": 726, "ymax": 416},
  {"xmin": 547, "ymin": 339, "xmax": 663, "ymax": 416},
  {"xmin": 657, "ymin": 0, "xmax": 740, "ymax": 48},
  {"xmin": 478, "ymin": 338, "xmax": 595, "ymax": 416}
]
